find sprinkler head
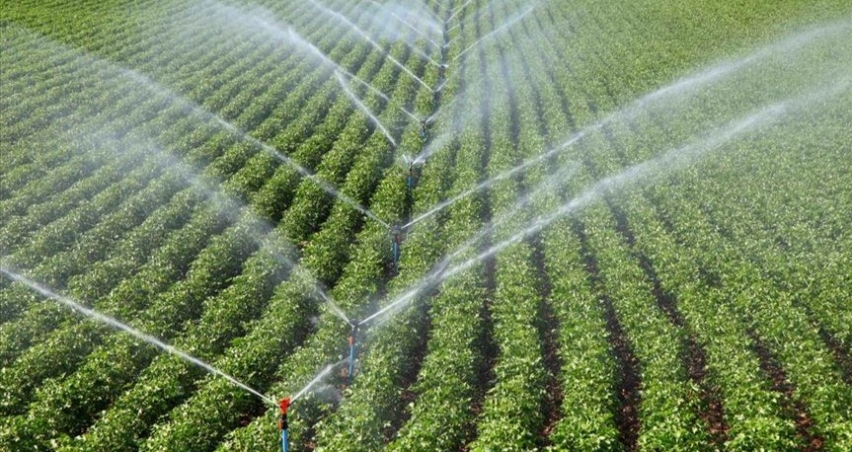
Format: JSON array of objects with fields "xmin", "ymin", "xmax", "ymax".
[{"xmin": 279, "ymin": 397, "xmax": 291, "ymax": 415}]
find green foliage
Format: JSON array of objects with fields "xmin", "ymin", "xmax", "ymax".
[{"xmin": 2, "ymin": 0, "xmax": 851, "ymax": 452}]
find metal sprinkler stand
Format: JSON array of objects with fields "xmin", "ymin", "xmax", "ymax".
[
  {"xmin": 278, "ymin": 398, "xmax": 291, "ymax": 452},
  {"xmin": 348, "ymin": 320, "xmax": 360, "ymax": 385}
]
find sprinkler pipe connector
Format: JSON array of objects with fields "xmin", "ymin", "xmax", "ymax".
[{"xmin": 278, "ymin": 398, "xmax": 291, "ymax": 452}]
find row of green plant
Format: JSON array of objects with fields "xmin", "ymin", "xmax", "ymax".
[
  {"xmin": 304, "ymin": 5, "xmax": 476, "ymax": 448},
  {"xmin": 213, "ymin": 23, "xmax": 445, "ymax": 451},
  {"xmin": 0, "ymin": 0, "xmax": 372, "ymax": 362},
  {"xmin": 385, "ymin": 82, "xmax": 492, "ymax": 451},
  {"xmin": 641, "ymin": 110, "xmax": 852, "ymax": 449},
  {"xmin": 36, "ymin": 0, "xmax": 432, "ymax": 448},
  {"xmin": 0, "ymin": 5, "xmax": 406, "ymax": 450},
  {"xmin": 309, "ymin": 143, "xmax": 451, "ymax": 451},
  {"xmin": 134, "ymin": 39, "xmax": 425, "ymax": 450},
  {"xmin": 0, "ymin": 164, "xmax": 203, "ymax": 373}
]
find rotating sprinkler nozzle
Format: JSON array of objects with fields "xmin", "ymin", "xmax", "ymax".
[{"xmin": 279, "ymin": 398, "xmax": 291, "ymax": 452}]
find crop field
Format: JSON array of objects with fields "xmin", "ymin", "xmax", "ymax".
[{"xmin": 1, "ymin": 0, "xmax": 851, "ymax": 451}]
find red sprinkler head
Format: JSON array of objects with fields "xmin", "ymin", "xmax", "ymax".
[{"xmin": 279, "ymin": 397, "xmax": 291, "ymax": 416}]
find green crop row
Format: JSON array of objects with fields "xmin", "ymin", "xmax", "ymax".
[
  {"xmin": 0, "ymin": 206, "xmax": 254, "ymax": 420},
  {"xmin": 303, "ymin": 24, "xmax": 450, "ymax": 448},
  {"xmin": 212, "ymin": 8, "xmax": 441, "ymax": 447},
  {"xmin": 312, "ymin": 129, "xmax": 475, "ymax": 452},
  {"xmin": 632, "ymin": 189, "xmax": 822, "ymax": 451},
  {"xmin": 0, "ymin": 142, "xmax": 147, "ymax": 256},
  {"xmin": 137, "ymin": 132, "xmax": 404, "ymax": 451},
  {"xmin": 24, "ymin": 0, "xmax": 432, "ymax": 446},
  {"xmin": 644, "ymin": 116, "xmax": 852, "ymax": 448},
  {"xmin": 216, "ymin": 49, "xmax": 443, "ymax": 452},
  {"xmin": 385, "ymin": 110, "xmax": 491, "ymax": 452},
  {"xmin": 585, "ymin": 208, "xmax": 711, "ymax": 450},
  {"xmin": 135, "ymin": 60, "xmax": 421, "ymax": 450},
  {"xmin": 0, "ymin": 0, "xmax": 380, "ymax": 360},
  {"xmin": 0, "ymin": 165, "xmax": 197, "ymax": 327},
  {"xmin": 384, "ymin": 68, "xmax": 491, "ymax": 449},
  {"xmin": 3, "ymin": 7, "xmax": 372, "ymax": 452}
]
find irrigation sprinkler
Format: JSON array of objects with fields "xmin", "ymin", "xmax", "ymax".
[
  {"xmin": 278, "ymin": 398, "xmax": 291, "ymax": 452},
  {"xmin": 391, "ymin": 224, "xmax": 403, "ymax": 274},
  {"xmin": 401, "ymin": 154, "xmax": 424, "ymax": 204},
  {"xmin": 276, "ymin": 361, "xmax": 345, "ymax": 447},
  {"xmin": 438, "ymin": 63, "xmax": 448, "ymax": 83},
  {"xmin": 407, "ymin": 162, "xmax": 416, "ymax": 192},
  {"xmin": 348, "ymin": 319, "xmax": 360, "ymax": 385},
  {"xmin": 406, "ymin": 160, "xmax": 424, "ymax": 193}
]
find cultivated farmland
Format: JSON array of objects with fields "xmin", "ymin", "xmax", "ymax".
[{"xmin": 1, "ymin": 0, "xmax": 851, "ymax": 451}]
